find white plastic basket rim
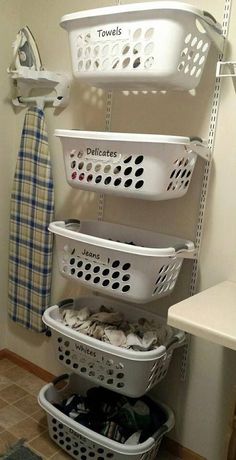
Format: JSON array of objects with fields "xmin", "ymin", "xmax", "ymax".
[
  {"xmin": 38, "ymin": 376, "xmax": 175, "ymax": 455},
  {"xmin": 60, "ymin": 1, "xmax": 222, "ymax": 36},
  {"xmin": 56, "ymin": 129, "xmax": 192, "ymax": 145},
  {"xmin": 55, "ymin": 130, "xmax": 210, "ymax": 161},
  {"xmin": 49, "ymin": 220, "xmax": 196, "ymax": 259},
  {"xmin": 43, "ymin": 296, "xmax": 185, "ymax": 361}
]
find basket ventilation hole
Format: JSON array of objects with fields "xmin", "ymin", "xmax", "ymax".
[
  {"xmin": 112, "ymin": 43, "xmax": 119, "ymax": 56},
  {"xmin": 144, "ymin": 42, "xmax": 154, "ymax": 55},
  {"xmin": 122, "ymin": 285, "xmax": 130, "ymax": 292},
  {"xmin": 135, "ymin": 155, "xmax": 144, "ymax": 165},
  {"xmin": 133, "ymin": 28, "xmax": 142, "ymax": 40},
  {"xmin": 145, "ymin": 28, "xmax": 154, "ymax": 39},
  {"xmin": 104, "ymin": 176, "xmax": 112, "ymax": 185},
  {"xmin": 94, "ymin": 60, "xmax": 100, "ymax": 70},
  {"xmin": 133, "ymin": 57, "xmax": 141, "ymax": 68},
  {"xmin": 124, "ymin": 167, "xmax": 132, "ymax": 176},
  {"xmin": 123, "ymin": 155, "xmax": 132, "ymax": 164},
  {"xmin": 102, "ymin": 45, "xmax": 109, "ymax": 56},
  {"xmin": 117, "ymin": 382, "xmax": 125, "ymax": 388},
  {"xmin": 114, "ymin": 178, "xmax": 122, "ymax": 186},
  {"xmin": 86, "ymin": 163, "xmax": 92, "ymax": 171},
  {"xmin": 185, "ymin": 33, "xmax": 192, "ymax": 44},
  {"xmin": 77, "ymin": 48, "xmax": 83, "ymax": 58},
  {"xmin": 135, "ymin": 180, "xmax": 144, "ymax": 189},
  {"xmin": 113, "ymin": 165, "xmax": 121, "ymax": 174},
  {"xmin": 124, "ymin": 179, "xmax": 132, "ymax": 188},
  {"xmin": 122, "ymin": 44, "xmax": 130, "ymax": 55},
  {"xmin": 112, "ymin": 260, "xmax": 120, "ymax": 268},
  {"xmin": 112, "ymin": 282, "xmax": 120, "ymax": 290},
  {"xmin": 85, "ymin": 60, "xmax": 91, "ymax": 70},
  {"xmin": 195, "ymin": 18, "xmax": 207, "ymax": 34},
  {"xmin": 202, "ymin": 43, "xmax": 209, "ymax": 53},
  {"xmin": 191, "ymin": 36, "xmax": 198, "ymax": 47},
  {"xmin": 135, "ymin": 168, "xmax": 144, "ymax": 177},
  {"xmin": 145, "ymin": 57, "xmax": 154, "ymax": 69},
  {"xmin": 104, "ymin": 165, "xmax": 111, "ymax": 173},
  {"xmin": 95, "ymin": 175, "xmax": 102, "ymax": 184},
  {"xmin": 122, "ymin": 57, "xmax": 130, "ymax": 68},
  {"xmin": 133, "ymin": 42, "xmax": 141, "ymax": 54},
  {"xmin": 112, "ymin": 58, "xmax": 119, "ymax": 69}
]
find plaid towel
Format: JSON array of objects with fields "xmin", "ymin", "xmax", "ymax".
[{"xmin": 8, "ymin": 107, "xmax": 54, "ymax": 332}]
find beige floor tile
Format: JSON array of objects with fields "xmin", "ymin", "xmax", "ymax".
[
  {"xmin": 50, "ymin": 449, "xmax": 72, "ymax": 459},
  {"xmin": 0, "ymin": 398, "xmax": 8, "ymax": 410},
  {"xmin": 0, "ymin": 384, "xmax": 28, "ymax": 404},
  {"xmin": 0, "ymin": 375, "xmax": 12, "ymax": 391},
  {"xmin": 28, "ymin": 432, "xmax": 59, "ymax": 458},
  {"xmin": 0, "ymin": 431, "xmax": 18, "ymax": 455},
  {"xmin": 13, "ymin": 394, "xmax": 40, "ymax": 415},
  {"xmin": 0, "ymin": 405, "xmax": 27, "ymax": 429},
  {"xmin": 8, "ymin": 416, "xmax": 46, "ymax": 442},
  {"xmin": 0, "ymin": 359, "xmax": 16, "ymax": 374},
  {"xmin": 158, "ymin": 449, "xmax": 181, "ymax": 459},
  {"xmin": 32, "ymin": 408, "xmax": 48, "ymax": 427},
  {"xmin": 17, "ymin": 374, "xmax": 45, "ymax": 396},
  {"xmin": 2, "ymin": 365, "xmax": 32, "ymax": 383}
]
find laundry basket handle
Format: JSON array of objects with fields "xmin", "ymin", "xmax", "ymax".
[
  {"xmin": 52, "ymin": 374, "xmax": 70, "ymax": 387},
  {"xmin": 58, "ymin": 298, "xmax": 74, "ymax": 309},
  {"xmin": 65, "ymin": 219, "xmax": 80, "ymax": 226},
  {"xmin": 203, "ymin": 11, "xmax": 217, "ymax": 24},
  {"xmin": 165, "ymin": 331, "xmax": 186, "ymax": 351},
  {"xmin": 152, "ymin": 423, "xmax": 170, "ymax": 441}
]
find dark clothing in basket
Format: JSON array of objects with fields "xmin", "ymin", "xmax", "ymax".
[{"xmin": 53, "ymin": 386, "xmax": 166, "ymax": 445}]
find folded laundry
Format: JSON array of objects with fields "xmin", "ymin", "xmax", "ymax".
[
  {"xmin": 60, "ymin": 304, "xmax": 172, "ymax": 351},
  {"xmin": 53, "ymin": 386, "xmax": 166, "ymax": 445}
]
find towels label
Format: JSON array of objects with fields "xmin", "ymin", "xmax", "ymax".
[{"xmin": 91, "ymin": 25, "xmax": 129, "ymax": 41}]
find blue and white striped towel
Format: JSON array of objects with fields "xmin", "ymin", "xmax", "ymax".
[{"xmin": 8, "ymin": 106, "xmax": 54, "ymax": 332}]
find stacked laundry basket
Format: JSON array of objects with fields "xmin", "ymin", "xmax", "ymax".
[{"xmin": 38, "ymin": 2, "xmax": 223, "ymax": 459}]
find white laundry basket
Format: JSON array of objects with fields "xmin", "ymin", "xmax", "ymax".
[
  {"xmin": 49, "ymin": 220, "xmax": 196, "ymax": 303},
  {"xmin": 55, "ymin": 130, "xmax": 209, "ymax": 201},
  {"xmin": 43, "ymin": 296, "xmax": 185, "ymax": 397},
  {"xmin": 38, "ymin": 373, "xmax": 175, "ymax": 460},
  {"xmin": 60, "ymin": 1, "xmax": 224, "ymax": 90}
]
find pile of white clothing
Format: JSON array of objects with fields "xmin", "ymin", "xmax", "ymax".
[{"xmin": 60, "ymin": 304, "xmax": 172, "ymax": 351}]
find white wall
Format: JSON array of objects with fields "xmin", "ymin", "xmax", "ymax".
[{"xmin": 1, "ymin": 1, "xmax": 236, "ymax": 459}]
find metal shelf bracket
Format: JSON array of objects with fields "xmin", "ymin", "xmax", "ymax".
[{"xmin": 216, "ymin": 61, "xmax": 236, "ymax": 91}]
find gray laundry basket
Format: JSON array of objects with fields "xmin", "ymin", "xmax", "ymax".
[
  {"xmin": 49, "ymin": 219, "xmax": 196, "ymax": 303},
  {"xmin": 38, "ymin": 373, "xmax": 175, "ymax": 460},
  {"xmin": 43, "ymin": 296, "xmax": 185, "ymax": 397}
]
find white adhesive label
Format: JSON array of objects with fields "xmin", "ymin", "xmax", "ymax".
[
  {"xmin": 83, "ymin": 146, "xmax": 122, "ymax": 163},
  {"xmin": 79, "ymin": 247, "xmax": 110, "ymax": 266},
  {"xmin": 91, "ymin": 25, "xmax": 129, "ymax": 41}
]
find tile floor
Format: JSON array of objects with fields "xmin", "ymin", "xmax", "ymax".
[{"xmin": 0, "ymin": 358, "xmax": 179, "ymax": 460}]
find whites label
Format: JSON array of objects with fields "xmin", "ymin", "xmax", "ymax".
[
  {"xmin": 74, "ymin": 343, "xmax": 97, "ymax": 358},
  {"xmin": 91, "ymin": 25, "xmax": 129, "ymax": 42}
]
